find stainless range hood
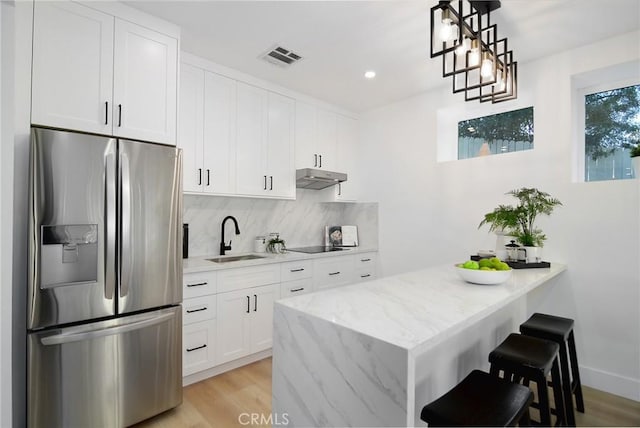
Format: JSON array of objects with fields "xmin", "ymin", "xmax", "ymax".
[{"xmin": 296, "ymin": 168, "xmax": 347, "ymax": 190}]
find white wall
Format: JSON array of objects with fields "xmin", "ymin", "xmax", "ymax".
[{"xmin": 359, "ymin": 30, "xmax": 640, "ymax": 400}]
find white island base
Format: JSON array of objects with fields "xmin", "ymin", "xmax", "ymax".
[{"xmin": 272, "ymin": 263, "xmax": 567, "ymax": 427}]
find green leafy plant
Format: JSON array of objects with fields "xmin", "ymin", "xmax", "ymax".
[
  {"xmin": 266, "ymin": 235, "xmax": 286, "ymax": 254},
  {"xmin": 630, "ymin": 144, "xmax": 640, "ymax": 158},
  {"xmin": 478, "ymin": 188, "xmax": 562, "ymax": 247}
]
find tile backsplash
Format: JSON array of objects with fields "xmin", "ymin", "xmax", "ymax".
[{"xmin": 183, "ymin": 189, "xmax": 378, "ymax": 257}]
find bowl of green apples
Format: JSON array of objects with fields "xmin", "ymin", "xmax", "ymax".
[{"xmin": 455, "ymin": 258, "xmax": 512, "ymax": 285}]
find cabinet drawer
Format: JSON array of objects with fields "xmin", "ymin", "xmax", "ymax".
[
  {"xmin": 355, "ymin": 252, "xmax": 377, "ymax": 282},
  {"xmin": 218, "ymin": 264, "xmax": 280, "ymax": 293},
  {"xmin": 313, "ymin": 255, "xmax": 354, "ymax": 290},
  {"xmin": 183, "ymin": 271, "xmax": 217, "ymax": 299},
  {"xmin": 183, "ymin": 295, "xmax": 217, "ymax": 325},
  {"xmin": 183, "ymin": 319, "xmax": 216, "ymax": 376},
  {"xmin": 280, "ymin": 260, "xmax": 312, "ymax": 282},
  {"xmin": 280, "ymin": 278, "xmax": 312, "ymax": 298}
]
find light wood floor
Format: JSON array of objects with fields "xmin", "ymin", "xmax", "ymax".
[{"xmin": 135, "ymin": 357, "xmax": 640, "ymax": 427}]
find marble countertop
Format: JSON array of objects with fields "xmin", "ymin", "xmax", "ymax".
[
  {"xmin": 276, "ymin": 263, "xmax": 567, "ymax": 352},
  {"xmin": 183, "ymin": 246, "xmax": 379, "ymax": 273}
]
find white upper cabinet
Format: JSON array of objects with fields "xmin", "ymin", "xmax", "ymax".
[
  {"xmin": 335, "ymin": 115, "xmax": 359, "ymax": 201},
  {"xmin": 236, "ymin": 82, "xmax": 295, "ymax": 199},
  {"xmin": 31, "ymin": 1, "xmax": 178, "ymax": 145},
  {"xmin": 179, "ymin": 63, "xmax": 236, "ymax": 194},
  {"xmin": 203, "ymin": 72, "xmax": 237, "ymax": 195},
  {"xmin": 236, "ymin": 82, "xmax": 269, "ymax": 196},
  {"xmin": 266, "ymin": 92, "xmax": 295, "ymax": 199},
  {"xmin": 112, "ymin": 19, "xmax": 177, "ymax": 145},
  {"xmin": 31, "ymin": 2, "xmax": 114, "ymax": 135},
  {"xmin": 295, "ymin": 102, "xmax": 337, "ymax": 171},
  {"xmin": 178, "ymin": 63, "xmax": 205, "ymax": 192}
]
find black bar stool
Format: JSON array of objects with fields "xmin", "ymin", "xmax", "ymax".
[
  {"xmin": 520, "ymin": 313, "xmax": 584, "ymax": 427},
  {"xmin": 420, "ymin": 369, "xmax": 534, "ymax": 427},
  {"xmin": 489, "ymin": 333, "xmax": 566, "ymax": 427}
]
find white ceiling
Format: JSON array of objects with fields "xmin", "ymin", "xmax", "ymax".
[{"xmin": 124, "ymin": 0, "xmax": 640, "ymax": 113}]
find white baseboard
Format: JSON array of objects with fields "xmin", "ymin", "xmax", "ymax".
[
  {"xmin": 182, "ymin": 349, "xmax": 272, "ymax": 387},
  {"xmin": 580, "ymin": 364, "xmax": 640, "ymax": 401}
]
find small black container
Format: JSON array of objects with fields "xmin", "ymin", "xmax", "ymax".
[{"xmin": 182, "ymin": 223, "xmax": 189, "ymax": 259}]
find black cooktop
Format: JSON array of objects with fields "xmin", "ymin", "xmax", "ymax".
[{"xmin": 286, "ymin": 246, "xmax": 346, "ymax": 254}]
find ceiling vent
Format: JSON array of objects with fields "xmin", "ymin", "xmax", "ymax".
[{"xmin": 260, "ymin": 45, "xmax": 303, "ymax": 68}]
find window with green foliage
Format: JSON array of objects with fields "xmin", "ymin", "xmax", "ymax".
[
  {"xmin": 584, "ymin": 84, "xmax": 640, "ymax": 181},
  {"xmin": 457, "ymin": 107, "xmax": 534, "ymax": 159}
]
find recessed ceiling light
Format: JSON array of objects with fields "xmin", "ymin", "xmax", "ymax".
[{"xmin": 364, "ymin": 70, "xmax": 376, "ymax": 79}]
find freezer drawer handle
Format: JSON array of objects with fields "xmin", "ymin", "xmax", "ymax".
[
  {"xmin": 186, "ymin": 344, "xmax": 207, "ymax": 352},
  {"xmin": 290, "ymin": 287, "xmax": 305, "ymax": 293},
  {"xmin": 186, "ymin": 307, "xmax": 207, "ymax": 314},
  {"xmin": 329, "ymin": 271, "xmax": 341, "ymax": 276},
  {"xmin": 40, "ymin": 312, "xmax": 175, "ymax": 346},
  {"xmin": 186, "ymin": 281, "xmax": 207, "ymax": 288},
  {"xmin": 290, "ymin": 268, "xmax": 305, "ymax": 272}
]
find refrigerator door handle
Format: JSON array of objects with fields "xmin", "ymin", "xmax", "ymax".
[
  {"xmin": 40, "ymin": 312, "xmax": 174, "ymax": 346},
  {"xmin": 105, "ymin": 146, "xmax": 117, "ymax": 300},
  {"xmin": 119, "ymin": 151, "xmax": 132, "ymax": 297}
]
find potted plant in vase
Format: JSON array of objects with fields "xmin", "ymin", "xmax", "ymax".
[{"xmin": 479, "ymin": 188, "xmax": 562, "ymax": 263}]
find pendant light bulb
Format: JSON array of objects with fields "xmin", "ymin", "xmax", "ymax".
[
  {"xmin": 455, "ymin": 37, "xmax": 470, "ymax": 56},
  {"xmin": 468, "ymin": 39, "xmax": 480, "ymax": 67},
  {"xmin": 495, "ymin": 70, "xmax": 505, "ymax": 91},
  {"xmin": 481, "ymin": 52, "xmax": 494, "ymax": 78},
  {"xmin": 439, "ymin": 9, "xmax": 455, "ymax": 42}
]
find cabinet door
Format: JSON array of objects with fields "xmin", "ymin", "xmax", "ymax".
[
  {"xmin": 249, "ymin": 284, "xmax": 278, "ymax": 353},
  {"xmin": 113, "ymin": 19, "xmax": 178, "ymax": 145},
  {"xmin": 216, "ymin": 289, "xmax": 251, "ymax": 364},
  {"xmin": 203, "ymin": 72, "xmax": 237, "ymax": 194},
  {"xmin": 236, "ymin": 82, "xmax": 268, "ymax": 196},
  {"xmin": 294, "ymin": 101, "xmax": 318, "ymax": 168},
  {"xmin": 183, "ymin": 319, "xmax": 216, "ymax": 376},
  {"xmin": 316, "ymin": 109, "xmax": 338, "ymax": 171},
  {"xmin": 267, "ymin": 92, "xmax": 295, "ymax": 198},
  {"xmin": 31, "ymin": 1, "xmax": 114, "ymax": 134},
  {"xmin": 335, "ymin": 115, "xmax": 358, "ymax": 201},
  {"xmin": 178, "ymin": 63, "xmax": 205, "ymax": 192}
]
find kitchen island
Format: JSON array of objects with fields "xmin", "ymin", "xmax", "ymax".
[{"xmin": 272, "ymin": 263, "xmax": 567, "ymax": 427}]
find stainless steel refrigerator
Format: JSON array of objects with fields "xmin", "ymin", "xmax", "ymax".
[{"xmin": 27, "ymin": 127, "xmax": 183, "ymax": 427}]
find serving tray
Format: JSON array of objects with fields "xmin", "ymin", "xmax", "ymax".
[{"xmin": 470, "ymin": 255, "xmax": 551, "ymax": 269}]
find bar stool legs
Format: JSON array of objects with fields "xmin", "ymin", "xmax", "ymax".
[{"xmin": 568, "ymin": 330, "xmax": 585, "ymax": 413}]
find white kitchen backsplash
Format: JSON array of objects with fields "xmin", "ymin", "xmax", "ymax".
[{"xmin": 183, "ymin": 189, "xmax": 378, "ymax": 257}]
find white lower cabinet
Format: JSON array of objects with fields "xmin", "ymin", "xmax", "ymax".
[
  {"xmin": 182, "ymin": 251, "xmax": 376, "ymax": 378},
  {"xmin": 216, "ymin": 283, "xmax": 279, "ymax": 365},
  {"xmin": 313, "ymin": 255, "xmax": 356, "ymax": 290},
  {"xmin": 183, "ymin": 294, "xmax": 217, "ymax": 376}
]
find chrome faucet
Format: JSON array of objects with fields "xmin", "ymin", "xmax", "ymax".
[{"xmin": 220, "ymin": 215, "xmax": 240, "ymax": 255}]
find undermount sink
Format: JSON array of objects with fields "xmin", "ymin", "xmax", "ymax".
[{"xmin": 206, "ymin": 254, "xmax": 266, "ymax": 263}]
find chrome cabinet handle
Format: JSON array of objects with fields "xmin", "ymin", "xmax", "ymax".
[
  {"xmin": 246, "ymin": 296, "xmax": 250, "ymax": 313},
  {"xmin": 186, "ymin": 344, "xmax": 207, "ymax": 352},
  {"xmin": 290, "ymin": 268, "xmax": 305, "ymax": 272},
  {"xmin": 118, "ymin": 104, "xmax": 122, "ymax": 127},
  {"xmin": 290, "ymin": 287, "xmax": 305, "ymax": 293},
  {"xmin": 329, "ymin": 271, "xmax": 340, "ymax": 276},
  {"xmin": 186, "ymin": 307, "xmax": 207, "ymax": 314},
  {"xmin": 361, "ymin": 274, "xmax": 371, "ymax": 278},
  {"xmin": 361, "ymin": 258, "xmax": 371, "ymax": 262},
  {"xmin": 186, "ymin": 281, "xmax": 207, "ymax": 288},
  {"xmin": 254, "ymin": 294, "xmax": 257, "ymax": 312}
]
